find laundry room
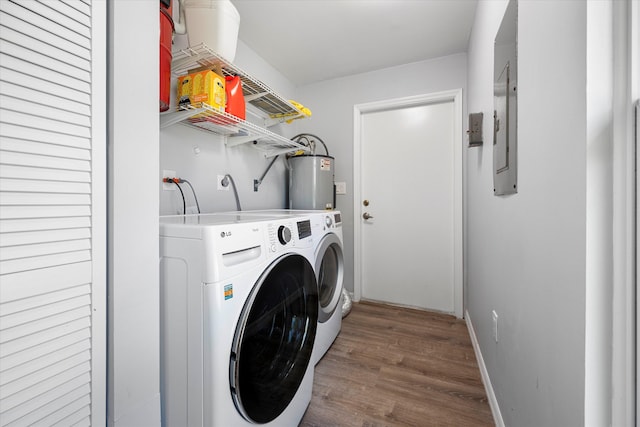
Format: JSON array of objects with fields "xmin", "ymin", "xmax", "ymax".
[
  {"xmin": 0, "ymin": 0, "xmax": 637, "ymax": 426},
  {"xmin": 153, "ymin": 0, "xmax": 636, "ymax": 425}
]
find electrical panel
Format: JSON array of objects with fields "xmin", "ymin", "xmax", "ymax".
[{"xmin": 493, "ymin": 0, "xmax": 518, "ymax": 196}]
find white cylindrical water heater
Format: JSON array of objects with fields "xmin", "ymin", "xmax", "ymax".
[{"xmin": 289, "ymin": 155, "xmax": 335, "ymax": 210}]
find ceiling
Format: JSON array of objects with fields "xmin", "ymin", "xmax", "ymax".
[{"xmin": 231, "ymin": 0, "xmax": 478, "ymax": 87}]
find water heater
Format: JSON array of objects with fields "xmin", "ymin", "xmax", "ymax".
[{"xmin": 288, "ymin": 154, "xmax": 335, "ymax": 210}]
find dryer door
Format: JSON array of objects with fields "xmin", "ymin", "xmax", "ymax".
[
  {"xmin": 230, "ymin": 253, "xmax": 318, "ymax": 424},
  {"xmin": 315, "ymin": 233, "xmax": 344, "ymax": 323}
]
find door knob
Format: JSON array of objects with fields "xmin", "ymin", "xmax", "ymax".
[{"xmin": 362, "ymin": 212, "xmax": 374, "ymax": 220}]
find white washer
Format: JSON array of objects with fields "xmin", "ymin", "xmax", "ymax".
[
  {"xmin": 228, "ymin": 210, "xmax": 344, "ymax": 365},
  {"xmin": 160, "ymin": 213, "xmax": 318, "ymax": 427}
]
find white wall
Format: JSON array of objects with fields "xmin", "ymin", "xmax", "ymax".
[
  {"xmin": 296, "ymin": 54, "xmax": 467, "ymax": 294},
  {"xmin": 466, "ymin": 1, "xmax": 595, "ymax": 425},
  {"xmin": 467, "ymin": 1, "xmax": 638, "ymax": 425},
  {"xmin": 109, "ymin": 1, "xmax": 161, "ymax": 425}
]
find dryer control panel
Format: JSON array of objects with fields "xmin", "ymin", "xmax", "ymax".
[{"xmin": 322, "ymin": 212, "xmax": 342, "ymax": 230}]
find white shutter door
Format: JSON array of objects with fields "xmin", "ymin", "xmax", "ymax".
[{"xmin": 0, "ymin": 0, "xmax": 106, "ymax": 425}]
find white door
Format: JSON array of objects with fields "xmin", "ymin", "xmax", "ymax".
[{"xmin": 354, "ymin": 91, "xmax": 462, "ymax": 316}]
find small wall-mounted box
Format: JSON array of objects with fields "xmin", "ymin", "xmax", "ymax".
[{"xmin": 468, "ymin": 112, "xmax": 483, "ymax": 147}]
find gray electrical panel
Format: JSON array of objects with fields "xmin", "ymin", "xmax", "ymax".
[
  {"xmin": 493, "ymin": 0, "xmax": 518, "ymax": 196},
  {"xmin": 468, "ymin": 112, "xmax": 483, "ymax": 146}
]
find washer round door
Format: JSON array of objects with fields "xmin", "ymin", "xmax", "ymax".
[
  {"xmin": 230, "ymin": 253, "xmax": 318, "ymax": 424},
  {"xmin": 315, "ymin": 233, "xmax": 344, "ymax": 323}
]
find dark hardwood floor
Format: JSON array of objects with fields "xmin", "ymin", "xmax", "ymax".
[{"xmin": 300, "ymin": 301, "xmax": 494, "ymax": 427}]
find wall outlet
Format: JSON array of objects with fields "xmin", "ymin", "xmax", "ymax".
[
  {"xmin": 492, "ymin": 310, "xmax": 499, "ymax": 342},
  {"xmin": 163, "ymin": 170, "xmax": 176, "ymax": 190},
  {"xmin": 335, "ymin": 181, "xmax": 347, "ymax": 195},
  {"xmin": 217, "ymin": 175, "xmax": 229, "ymax": 191}
]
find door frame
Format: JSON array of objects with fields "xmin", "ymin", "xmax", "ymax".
[
  {"xmin": 91, "ymin": 0, "xmax": 107, "ymax": 422},
  {"xmin": 352, "ymin": 89, "xmax": 464, "ymax": 318}
]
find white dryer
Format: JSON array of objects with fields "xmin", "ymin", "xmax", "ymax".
[
  {"xmin": 160, "ymin": 213, "xmax": 318, "ymax": 427},
  {"xmin": 310, "ymin": 210, "xmax": 344, "ymax": 365},
  {"xmin": 229, "ymin": 210, "xmax": 344, "ymax": 365}
]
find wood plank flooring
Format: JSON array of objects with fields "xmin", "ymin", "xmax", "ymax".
[{"xmin": 300, "ymin": 301, "xmax": 494, "ymax": 427}]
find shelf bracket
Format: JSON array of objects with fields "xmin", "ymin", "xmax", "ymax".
[
  {"xmin": 160, "ymin": 107, "xmax": 206, "ymax": 129},
  {"xmin": 226, "ymin": 134, "xmax": 260, "ymax": 147},
  {"xmin": 263, "ymin": 146, "xmax": 306, "ymax": 158},
  {"xmin": 253, "ymin": 155, "xmax": 280, "ymax": 191},
  {"xmin": 263, "ymin": 117, "xmax": 287, "ymax": 127},
  {"xmin": 262, "ymin": 115, "xmax": 305, "ymax": 128},
  {"xmin": 244, "ymin": 92, "xmax": 268, "ymax": 102}
]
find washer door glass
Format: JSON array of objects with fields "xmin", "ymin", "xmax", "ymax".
[
  {"xmin": 316, "ymin": 234, "xmax": 344, "ymax": 323},
  {"xmin": 230, "ymin": 254, "xmax": 318, "ymax": 423}
]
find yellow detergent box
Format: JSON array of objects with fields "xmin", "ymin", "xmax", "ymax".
[{"xmin": 177, "ymin": 70, "xmax": 226, "ymax": 111}]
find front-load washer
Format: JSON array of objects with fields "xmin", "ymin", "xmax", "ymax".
[
  {"xmin": 226, "ymin": 210, "xmax": 344, "ymax": 365},
  {"xmin": 160, "ymin": 213, "xmax": 318, "ymax": 427}
]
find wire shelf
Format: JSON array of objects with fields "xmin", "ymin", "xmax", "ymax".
[
  {"xmin": 162, "ymin": 43, "xmax": 310, "ymax": 157},
  {"xmin": 171, "ymin": 43, "xmax": 302, "ymax": 119},
  {"xmin": 160, "ymin": 103, "xmax": 308, "ymax": 158}
]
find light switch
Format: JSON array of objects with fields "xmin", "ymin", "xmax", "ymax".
[{"xmin": 335, "ymin": 182, "xmax": 346, "ymax": 195}]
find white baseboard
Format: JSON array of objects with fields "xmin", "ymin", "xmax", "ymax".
[{"xmin": 465, "ymin": 309, "xmax": 505, "ymax": 427}]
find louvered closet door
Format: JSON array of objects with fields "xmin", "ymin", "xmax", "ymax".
[{"xmin": 0, "ymin": 1, "xmax": 106, "ymax": 425}]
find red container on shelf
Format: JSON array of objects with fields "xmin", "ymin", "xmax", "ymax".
[
  {"xmin": 224, "ymin": 75, "xmax": 245, "ymax": 120},
  {"xmin": 160, "ymin": 0, "xmax": 174, "ymax": 112}
]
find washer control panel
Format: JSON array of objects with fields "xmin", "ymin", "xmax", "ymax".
[
  {"xmin": 267, "ymin": 219, "xmax": 312, "ymax": 253},
  {"xmin": 277, "ymin": 225, "xmax": 292, "ymax": 245}
]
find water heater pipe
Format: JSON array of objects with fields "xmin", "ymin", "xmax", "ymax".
[
  {"xmin": 253, "ymin": 155, "xmax": 280, "ymax": 192},
  {"xmin": 291, "ymin": 133, "xmax": 329, "ymax": 156}
]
